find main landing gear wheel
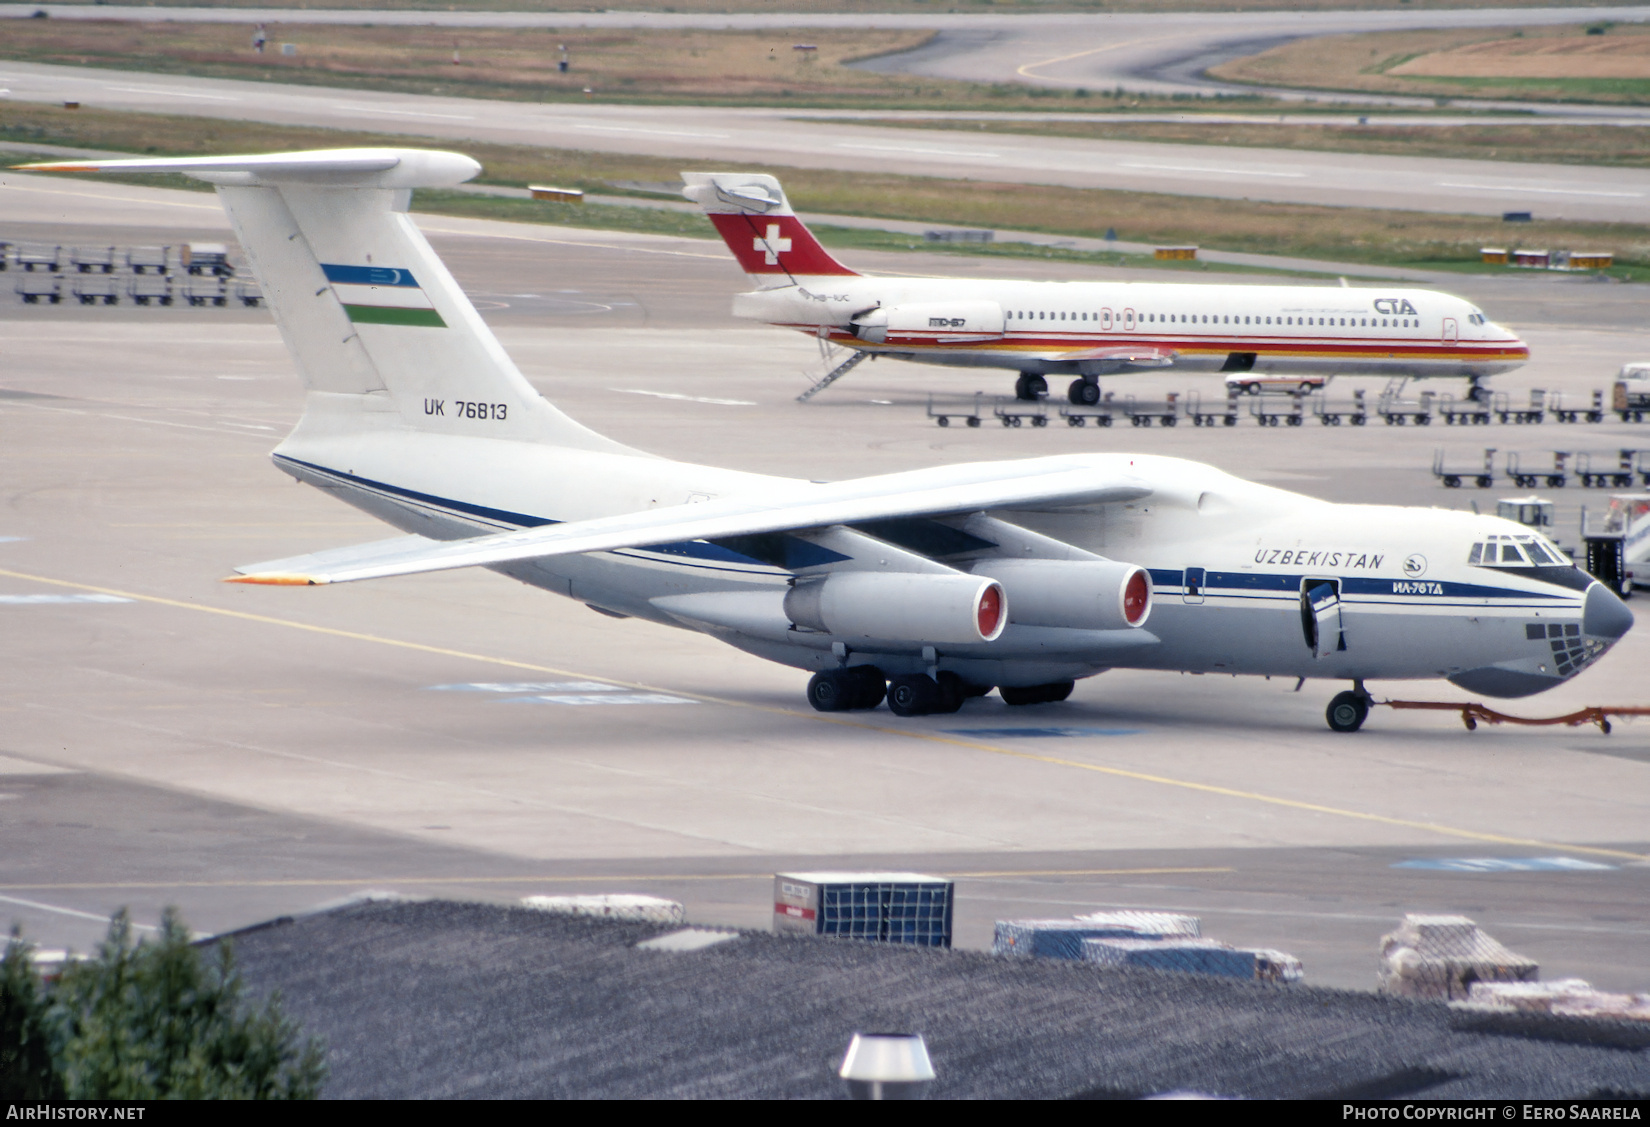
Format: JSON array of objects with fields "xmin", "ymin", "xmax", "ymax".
[
  {"xmin": 999, "ymin": 680, "xmax": 1076, "ymax": 706},
  {"xmin": 806, "ymin": 666, "xmax": 887, "ymax": 712},
  {"xmin": 1326, "ymin": 690, "xmax": 1370, "ymax": 733},
  {"xmin": 1015, "ymin": 373, "xmax": 1048, "ymax": 402},
  {"xmin": 885, "ymin": 672, "xmax": 967, "ymax": 717},
  {"xmin": 1068, "ymin": 378, "xmax": 1101, "ymax": 406}
]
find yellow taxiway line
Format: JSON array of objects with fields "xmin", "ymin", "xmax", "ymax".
[{"xmin": 2, "ymin": 565, "xmax": 1644, "ymax": 864}]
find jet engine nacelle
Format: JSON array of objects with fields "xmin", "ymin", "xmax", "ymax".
[
  {"xmin": 853, "ymin": 301, "xmax": 1005, "ymax": 345},
  {"xmin": 783, "ymin": 571, "xmax": 1007, "ymax": 644},
  {"xmin": 971, "ymin": 559, "xmax": 1152, "ymax": 631}
]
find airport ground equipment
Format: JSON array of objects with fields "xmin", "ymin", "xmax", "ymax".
[
  {"xmin": 15, "ymin": 244, "xmax": 59, "ymax": 273},
  {"xmin": 774, "ymin": 873, "xmax": 953, "ymax": 947},
  {"xmin": 1615, "ymin": 363, "xmax": 1650, "ymax": 422},
  {"xmin": 1377, "ymin": 386, "xmax": 1434, "ymax": 426},
  {"xmin": 1377, "ymin": 915, "xmax": 1536, "ymax": 1001},
  {"xmin": 1224, "ymin": 373, "xmax": 1326, "ymax": 397},
  {"xmin": 70, "ymin": 275, "xmax": 119, "ymax": 305},
  {"xmin": 1575, "ymin": 449, "xmax": 1643, "ymax": 490},
  {"xmin": 181, "ymin": 242, "xmax": 233, "ymax": 276},
  {"xmin": 1431, "ymin": 447, "xmax": 1496, "ymax": 489},
  {"xmin": 994, "ymin": 912, "xmax": 1201, "ymax": 960},
  {"xmin": 1381, "ymin": 697, "xmax": 1650, "ymax": 735},
  {"xmin": 1250, "ymin": 390, "xmax": 1305, "ymax": 427},
  {"xmin": 15, "ymin": 275, "xmax": 60, "ymax": 304},
  {"xmin": 1493, "ymin": 388, "xmax": 1546, "ymax": 425},
  {"xmin": 1506, "ymin": 450, "xmax": 1570, "ymax": 489},
  {"xmin": 1081, "ymin": 938, "xmax": 1303, "ymax": 983},
  {"xmin": 797, "ymin": 347, "xmax": 868, "ymax": 403},
  {"xmin": 49, "ymin": 148, "xmax": 1630, "ymax": 733},
  {"xmin": 179, "ymin": 277, "xmax": 227, "ymax": 307},
  {"xmin": 994, "ymin": 396, "xmax": 1047, "ymax": 427},
  {"xmin": 1583, "ymin": 492, "xmax": 1650, "ymax": 594},
  {"xmin": 1058, "ymin": 400, "xmax": 1116, "ymax": 427},
  {"xmin": 231, "ymin": 279, "xmax": 264, "ymax": 308},
  {"xmin": 1436, "ymin": 392, "xmax": 1492, "ymax": 426},
  {"xmin": 70, "ymin": 245, "xmax": 116, "ymax": 273},
  {"xmin": 1185, "ymin": 388, "xmax": 1238, "ymax": 427},
  {"xmin": 1311, "ymin": 388, "xmax": 1368, "ymax": 427},
  {"xmin": 125, "ymin": 245, "xmax": 170, "ymax": 274},
  {"xmin": 1549, "ymin": 389, "xmax": 1607, "ymax": 425},
  {"xmin": 127, "ymin": 275, "xmax": 172, "ymax": 306},
  {"xmin": 1496, "ymin": 495, "xmax": 1554, "ymax": 532},
  {"xmin": 926, "ymin": 392, "xmax": 982, "ymax": 428},
  {"xmin": 1123, "ymin": 392, "xmax": 1179, "ymax": 427},
  {"xmin": 0, "ymin": 240, "xmax": 10, "ymax": 270}
]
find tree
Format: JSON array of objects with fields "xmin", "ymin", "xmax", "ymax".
[
  {"xmin": 2, "ymin": 908, "xmax": 326, "ymax": 1099},
  {"xmin": 1, "ymin": 928, "xmax": 63, "ymax": 1100}
]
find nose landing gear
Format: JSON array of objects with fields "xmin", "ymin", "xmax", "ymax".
[{"xmin": 1326, "ymin": 680, "xmax": 1374, "ymax": 732}]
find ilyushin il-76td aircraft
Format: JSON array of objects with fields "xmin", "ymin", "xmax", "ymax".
[
  {"xmin": 24, "ymin": 149, "xmax": 1628, "ymax": 733},
  {"xmin": 683, "ymin": 172, "xmax": 1530, "ymax": 403}
]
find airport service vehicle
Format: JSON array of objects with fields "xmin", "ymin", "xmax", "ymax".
[
  {"xmin": 1226, "ymin": 373, "xmax": 1327, "ymax": 397},
  {"xmin": 1596, "ymin": 494, "xmax": 1650, "ymax": 593},
  {"xmin": 684, "ymin": 173, "xmax": 1530, "ymax": 404},
  {"xmin": 26, "ymin": 149, "xmax": 1629, "ymax": 733},
  {"xmin": 1615, "ymin": 363, "xmax": 1650, "ymax": 422}
]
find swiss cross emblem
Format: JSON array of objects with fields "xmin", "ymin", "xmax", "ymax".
[{"xmin": 754, "ymin": 223, "xmax": 792, "ymax": 265}]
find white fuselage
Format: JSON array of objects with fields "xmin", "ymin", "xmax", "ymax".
[
  {"xmin": 272, "ymin": 418, "xmax": 1607, "ymax": 699},
  {"xmin": 736, "ymin": 278, "xmax": 1529, "ymax": 380}
]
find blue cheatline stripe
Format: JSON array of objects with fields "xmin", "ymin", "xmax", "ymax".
[
  {"xmin": 320, "ymin": 264, "xmax": 420, "ymax": 287},
  {"xmin": 271, "ymin": 455, "xmax": 784, "ymax": 572},
  {"xmin": 1148, "ymin": 567, "xmax": 1565, "ymax": 603}
]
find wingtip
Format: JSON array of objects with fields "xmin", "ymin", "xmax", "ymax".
[
  {"xmin": 223, "ymin": 573, "xmax": 324, "ymax": 586},
  {"xmin": 11, "ymin": 161, "xmax": 98, "ymax": 172}
]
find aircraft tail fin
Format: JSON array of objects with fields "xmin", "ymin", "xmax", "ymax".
[
  {"xmin": 681, "ymin": 172, "xmax": 858, "ymax": 289},
  {"xmin": 17, "ymin": 149, "xmax": 629, "ymax": 454}
]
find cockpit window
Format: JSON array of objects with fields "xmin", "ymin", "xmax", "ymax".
[{"xmin": 1470, "ymin": 534, "xmax": 1567, "ymax": 568}]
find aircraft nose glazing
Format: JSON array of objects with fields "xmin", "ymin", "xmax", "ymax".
[{"xmin": 1584, "ymin": 582, "xmax": 1635, "ymax": 642}]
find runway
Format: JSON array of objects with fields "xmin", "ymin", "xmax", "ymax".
[
  {"xmin": 14, "ymin": 4, "xmax": 1650, "ymax": 104},
  {"xmin": 6, "ymin": 60, "xmax": 1650, "ymax": 220},
  {"xmin": 2, "ymin": 177, "xmax": 1648, "ymax": 993}
]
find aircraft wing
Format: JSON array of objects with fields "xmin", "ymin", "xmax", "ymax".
[
  {"xmin": 1060, "ymin": 346, "xmax": 1177, "ymax": 365},
  {"xmin": 230, "ymin": 457, "xmax": 1150, "ymax": 585}
]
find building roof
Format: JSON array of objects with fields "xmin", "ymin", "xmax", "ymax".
[{"xmin": 219, "ymin": 899, "xmax": 1650, "ymax": 1099}]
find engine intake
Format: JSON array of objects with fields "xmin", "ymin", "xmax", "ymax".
[
  {"xmin": 783, "ymin": 572, "xmax": 1007, "ymax": 644},
  {"xmin": 971, "ymin": 559, "xmax": 1151, "ymax": 631}
]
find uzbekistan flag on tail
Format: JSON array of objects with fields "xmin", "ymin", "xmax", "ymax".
[{"xmin": 322, "ymin": 264, "xmax": 446, "ymax": 328}]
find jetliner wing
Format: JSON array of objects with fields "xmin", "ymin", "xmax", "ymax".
[{"xmin": 231, "ymin": 457, "xmax": 1150, "ymax": 585}]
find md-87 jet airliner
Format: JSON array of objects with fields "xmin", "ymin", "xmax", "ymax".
[
  {"xmin": 20, "ymin": 149, "xmax": 1624, "ymax": 732},
  {"xmin": 684, "ymin": 173, "xmax": 1530, "ymax": 403}
]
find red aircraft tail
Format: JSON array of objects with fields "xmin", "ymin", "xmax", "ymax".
[{"xmin": 682, "ymin": 172, "xmax": 858, "ymax": 286}]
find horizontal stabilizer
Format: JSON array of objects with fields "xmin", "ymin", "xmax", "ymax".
[
  {"xmin": 14, "ymin": 148, "xmax": 481, "ymax": 189},
  {"xmin": 230, "ymin": 456, "xmax": 1151, "ymax": 585}
]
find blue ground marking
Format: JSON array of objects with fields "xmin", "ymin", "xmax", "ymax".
[
  {"xmin": 0, "ymin": 594, "xmax": 130, "ymax": 605},
  {"xmin": 0, "ymin": 537, "xmax": 26, "ymax": 544},
  {"xmin": 503, "ymin": 693, "xmax": 696, "ymax": 706},
  {"xmin": 947, "ymin": 727, "xmax": 1142, "ymax": 739},
  {"xmin": 1393, "ymin": 856, "xmax": 1617, "ymax": 873}
]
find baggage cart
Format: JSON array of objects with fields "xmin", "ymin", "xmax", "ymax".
[
  {"xmin": 1493, "ymin": 389, "xmax": 1546, "ymax": 425},
  {"xmin": 994, "ymin": 396, "xmax": 1048, "ymax": 428},
  {"xmin": 1312, "ymin": 388, "xmax": 1368, "ymax": 426},
  {"xmin": 70, "ymin": 246, "xmax": 116, "ymax": 273},
  {"xmin": 127, "ymin": 275, "xmax": 173, "ymax": 306},
  {"xmin": 1548, "ymin": 389, "xmax": 1606, "ymax": 425},
  {"xmin": 1122, "ymin": 391, "xmax": 1179, "ymax": 427},
  {"xmin": 15, "ymin": 244, "xmax": 61, "ymax": 273},
  {"xmin": 1431, "ymin": 447, "xmax": 1496, "ymax": 489},
  {"xmin": 1186, "ymin": 388, "xmax": 1238, "ymax": 427},
  {"xmin": 15, "ymin": 275, "xmax": 61, "ymax": 304},
  {"xmin": 125, "ymin": 245, "xmax": 170, "ymax": 275},
  {"xmin": 70, "ymin": 275, "xmax": 119, "ymax": 305},
  {"xmin": 927, "ymin": 392, "xmax": 982, "ymax": 428},
  {"xmin": 1506, "ymin": 450, "xmax": 1570, "ymax": 489}
]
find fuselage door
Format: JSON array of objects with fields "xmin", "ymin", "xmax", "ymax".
[
  {"xmin": 1442, "ymin": 317, "xmax": 1459, "ymax": 345},
  {"xmin": 1101, "ymin": 307, "xmax": 1113, "ymax": 332},
  {"xmin": 1123, "ymin": 307, "xmax": 1136, "ymax": 333},
  {"xmin": 1300, "ymin": 578, "xmax": 1343, "ymax": 658},
  {"xmin": 1182, "ymin": 566, "xmax": 1206, "ymax": 605}
]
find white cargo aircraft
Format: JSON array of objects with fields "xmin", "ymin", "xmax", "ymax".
[
  {"xmin": 23, "ymin": 149, "xmax": 1628, "ymax": 732},
  {"xmin": 683, "ymin": 173, "xmax": 1530, "ymax": 403}
]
